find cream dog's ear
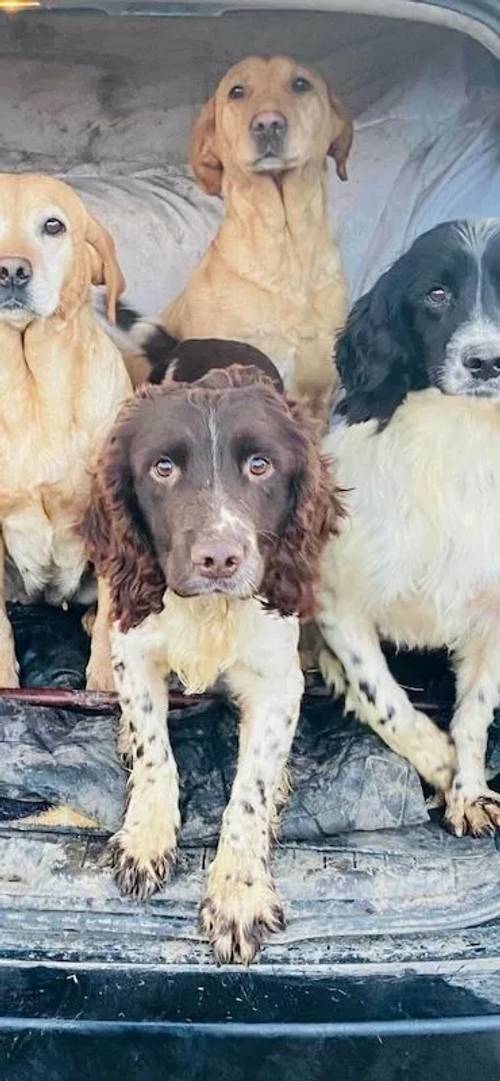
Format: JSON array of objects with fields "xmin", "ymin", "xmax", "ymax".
[
  {"xmin": 327, "ymin": 90, "xmax": 353, "ymax": 182},
  {"xmin": 85, "ymin": 214, "xmax": 125, "ymax": 324},
  {"xmin": 189, "ymin": 97, "xmax": 223, "ymax": 196}
]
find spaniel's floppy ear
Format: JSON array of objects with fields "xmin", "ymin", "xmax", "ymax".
[
  {"xmin": 261, "ymin": 402, "xmax": 342, "ymax": 621},
  {"xmin": 80, "ymin": 415, "xmax": 165, "ymax": 633},
  {"xmin": 189, "ymin": 96, "xmax": 223, "ymax": 196},
  {"xmin": 85, "ymin": 215, "xmax": 125, "ymax": 324},
  {"xmin": 327, "ymin": 91, "xmax": 353, "ymax": 181},
  {"xmin": 336, "ymin": 268, "xmax": 425, "ymax": 427}
]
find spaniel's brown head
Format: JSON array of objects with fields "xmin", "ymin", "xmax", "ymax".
[{"xmin": 81, "ymin": 365, "xmax": 341, "ymax": 631}]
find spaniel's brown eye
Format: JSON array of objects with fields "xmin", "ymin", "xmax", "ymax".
[
  {"xmin": 151, "ymin": 457, "xmax": 176, "ymax": 482},
  {"xmin": 291, "ymin": 76, "xmax": 312, "ymax": 94},
  {"xmin": 228, "ymin": 84, "xmax": 246, "ymax": 101},
  {"xmin": 42, "ymin": 218, "xmax": 66, "ymax": 237},
  {"xmin": 426, "ymin": 286, "xmax": 449, "ymax": 306},
  {"xmin": 246, "ymin": 454, "xmax": 272, "ymax": 478}
]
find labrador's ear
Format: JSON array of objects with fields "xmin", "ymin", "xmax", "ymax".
[
  {"xmin": 85, "ymin": 214, "xmax": 125, "ymax": 324},
  {"xmin": 327, "ymin": 91, "xmax": 353, "ymax": 181},
  {"xmin": 189, "ymin": 97, "xmax": 223, "ymax": 196}
]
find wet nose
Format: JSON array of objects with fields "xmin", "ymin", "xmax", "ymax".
[
  {"xmin": 463, "ymin": 354, "xmax": 500, "ymax": 381},
  {"xmin": 0, "ymin": 257, "xmax": 32, "ymax": 290},
  {"xmin": 250, "ymin": 111, "xmax": 287, "ymax": 140},
  {"xmin": 191, "ymin": 539, "xmax": 244, "ymax": 579}
]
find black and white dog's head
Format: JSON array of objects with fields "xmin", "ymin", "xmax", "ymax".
[{"xmin": 337, "ymin": 220, "xmax": 500, "ymax": 426}]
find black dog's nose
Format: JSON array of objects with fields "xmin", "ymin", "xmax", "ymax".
[
  {"xmin": 0, "ymin": 257, "xmax": 32, "ymax": 290},
  {"xmin": 250, "ymin": 111, "xmax": 287, "ymax": 141},
  {"xmin": 463, "ymin": 354, "xmax": 500, "ymax": 381},
  {"xmin": 191, "ymin": 539, "xmax": 244, "ymax": 579}
]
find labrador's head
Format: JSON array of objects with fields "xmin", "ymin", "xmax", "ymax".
[
  {"xmin": 0, "ymin": 174, "xmax": 124, "ymax": 328},
  {"xmin": 190, "ymin": 55, "xmax": 353, "ymax": 195}
]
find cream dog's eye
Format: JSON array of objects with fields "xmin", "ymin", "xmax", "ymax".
[
  {"xmin": 228, "ymin": 84, "xmax": 246, "ymax": 101},
  {"xmin": 42, "ymin": 218, "xmax": 66, "ymax": 237},
  {"xmin": 291, "ymin": 76, "xmax": 312, "ymax": 94}
]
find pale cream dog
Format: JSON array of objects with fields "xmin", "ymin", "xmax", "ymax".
[{"xmin": 0, "ymin": 173, "xmax": 131, "ymax": 689}]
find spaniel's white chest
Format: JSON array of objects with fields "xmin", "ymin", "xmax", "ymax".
[
  {"xmin": 120, "ymin": 592, "xmax": 300, "ymax": 695},
  {"xmin": 324, "ymin": 392, "xmax": 500, "ymax": 647}
]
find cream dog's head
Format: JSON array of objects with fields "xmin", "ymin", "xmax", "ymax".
[
  {"xmin": 0, "ymin": 174, "xmax": 124, "ymax": 328},
  {"xmin": 190, "ymin": 55, "xmax": 353, "ymax": 195}
]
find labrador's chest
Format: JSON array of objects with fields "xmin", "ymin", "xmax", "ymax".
[{"xmin": 0, "ymin": 406, "xmax": 95, "ymax": 603}]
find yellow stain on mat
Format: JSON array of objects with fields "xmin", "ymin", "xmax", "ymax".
[{"xmin": 12, "ymin": 805, "xmax": 99, "ymax": 830}]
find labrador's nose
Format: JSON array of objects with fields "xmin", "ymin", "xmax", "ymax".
[
  {"xmin": 0, "ymin": 257, "xmax": 32, "ymax": 290},
  {"xmin": 250, "ymin": 111, "xmax": 288, "ymax": 142},
  {"xmin": 191, "ymin": 539, "xmax": 244, "ymax": 579}
]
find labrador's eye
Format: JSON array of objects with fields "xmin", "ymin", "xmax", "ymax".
[
  {"xmin": 228, "ymin": 84, "xmax": 246, "ymax": 101},
  {"xmin": 151, "ymin": 457, "xmax": 177, "ymax": 482},
  {"xmin": 245, "ymin": 454, "xmax": 273, "ymax": 478},
  {"xmin": 426, "ymin": 286, "xmax": 450, "ymax": 306},
  {"xmin": 291, "ymin": 76, "xmax": 312, "ymax": 94},
  {"xmin": 42, "ymin": 218, "xmax": 66, "ymax": 237}
]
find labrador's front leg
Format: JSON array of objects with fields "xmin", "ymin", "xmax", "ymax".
[
  {"xmin": 0, "ymin": 535, "xmax": 19, "ymax": 688},
  {"xmin": 86, "ymin": 577, "xmax": 114, "ymax": 691},
  {"xmin": 200, "ymin": 639, "xmax": 303, "ymax": 964},
  {"xmin": 107, "ymin": 625, "xmax": 179, "ymax": 900}
]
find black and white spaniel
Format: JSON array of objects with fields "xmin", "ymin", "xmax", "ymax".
[{"xmin": 319, "ymin": 219, "xmax": 500, "ymax": 837}]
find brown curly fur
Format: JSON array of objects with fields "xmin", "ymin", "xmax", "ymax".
[
  {"xmin": 80, "ymin": 409, "xmax": 166, "ymax": 632},
  {"xmin": 80, "ymin": 364, "xmax": 342, "ymax": 630},
  {"xmin": 259, "ymin": 395, "xmax": 342, "ymax": 620}
]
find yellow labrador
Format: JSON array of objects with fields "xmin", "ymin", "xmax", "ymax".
[
  {"xmin": 121, "ymin": 55, "xmax": 352, "ymax": 423},
  {"xmin": 0, "ymin": 173, "xmax": 131, "ymax": 690}
]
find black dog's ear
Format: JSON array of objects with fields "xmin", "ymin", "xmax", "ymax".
[{"xmin": 336, "ymin": 269, "xmax": 426, "ymax": 427}]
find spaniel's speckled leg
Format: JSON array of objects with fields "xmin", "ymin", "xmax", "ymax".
[
  {"xmin": 318, "ymin": 598, "xmax": 456, "ymax": 790},
  {"xmin": 200, "ymin": 626, "xmax": 303, "ymax": 965},
  {"xmin": 445, "ymin": 638, "xmax": 500, "ymax": 837},
  {"xmin": 107, "ymin": 625, "xmax": 179, "ymax": 900}
]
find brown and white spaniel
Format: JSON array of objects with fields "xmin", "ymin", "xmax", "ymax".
[{"xmin": 81, "ymin": 362, "xmax": 339, "ymax": 963}]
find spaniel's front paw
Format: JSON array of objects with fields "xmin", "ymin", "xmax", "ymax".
[
  {"xmin": 108, "ymin": 823, "xmax": 178, "ymax": 900},
  {"xmin": 200, "ymin": 854, "xmax": 285, "ymax": 965},
  {"xmin": 445, "ymin": 779, "xmax": 500, "ymax": 838}
]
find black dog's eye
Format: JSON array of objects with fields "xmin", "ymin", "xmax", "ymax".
[
  {"xmin": 151, "ymin": 457, "xmax": 177, "ymax": 482},
  {"xmin": 228, "ymin": 84, "xmax": 246, "ymax": 101},
  {"xmin": 42, "ymin": 218, "xmax": 66, "ymax": 237},
  {"xmin": 245, "ymin": 454, "xmax": 273, "ymax": 478},
  {"xmin": 291, "ymin": 76, "xmax": 312, "ymax": 94},
  {"xmin": 426, "ymin": 286, "xmax": 450, "ymax": 306}
]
